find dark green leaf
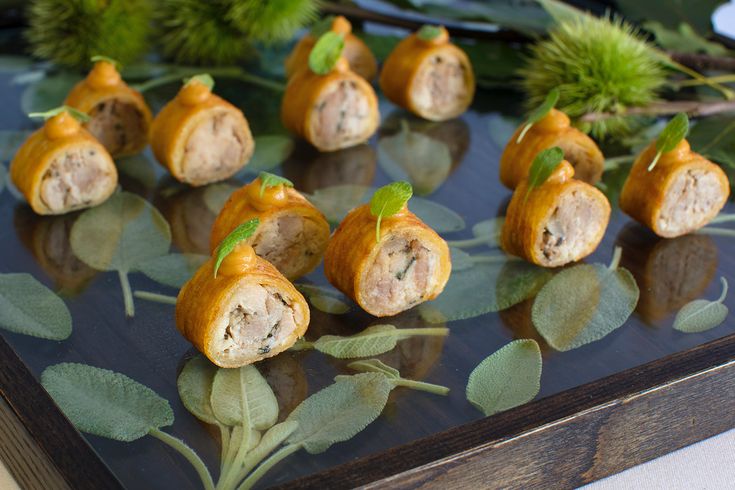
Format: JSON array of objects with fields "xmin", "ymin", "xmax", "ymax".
[
  {"xmin": 525, "ymin": 147, "xmax": 564, "ymax": 198},
  {"xmin": 259, "ymin": 171, "xmax": 293, "ymax": 197},
  {"xmin": 309, "ymin": 32, "xmax": 345, "ymax": 75},
  {"xmin": 0, "ymin": 273, "xmax": 72, "ymax": 340},
  {"xmin": 673, "ymin": 277, "xmax": 728, "ymax": 333},
  {"xmin": 310, "ymin": 16, "xmax": 336, "ymax": 37},
  {"xmin": 517, "ymin": 88, "xmax": 559, "ymax": 143},
  {"xmin": 370, "ymin": 181, "xmax": 413, "ymax": 242},
  {"xmin": 213, "ymin": 218, "xmax": 259, "ymax": 277},
  {"xmin": 649, "ymin": 113, "xmax": 689, "ymax": 171}
]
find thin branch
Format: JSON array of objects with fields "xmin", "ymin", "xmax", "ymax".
[
  {"xmin": 580, "ymin": 100, "xmax": 735, "ymax": 122},
  {"xmin": 668, "ymin": 51, "xmax": 735, "ymax": 72}
]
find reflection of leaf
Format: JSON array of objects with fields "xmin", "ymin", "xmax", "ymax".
[
  {"xmin": 177, "ymin": 356, "xmax": 219, "ymax": 425},
  {"xmin": 411, "ymin": 197, "xmax": 465, "ymax": 233},
  {"xmin": 117, "ymin": 154, "xmax": 158, "ymax": 189},
  {"xmin": 0, "ymin": 164, "xmax": 5, "ymax": 194},
  {"xmin": 0, "ymin": 273, "xmax": 72, "ymax": 340},
  {"xmin": 21, "ymin": 71, "xmax": 80, "ymax": 115},
  {"xmin": 70, "ymin": 192, "xmax": 171, "ymax": 316},
  {"xmin": 450, "ymin": 247, "xmax": 473, "ymax": 271},
  {"xmin": 41, "ymin": 363, "xmax": 173, "ymax": 442},
  {"xmin": 644, "ymin": 22, "xmax": 729, "ymax": 55},
  {"xmin": 466, "ymin": 339, "xmax": 542, "ymax": 416},
  {"xmin": 210, "ymin": 365, "xmax": 279, "ymax": 430},
  {"xmin": 532, "ymin": 251, "xmax": 639, "ymax": 351},
  {"xmin": 673, "ymin": 277, "xmax": 729, "ymax": 333},
  {"xmin": 296, "ymin": 283, "xmax": 350, "ymax": 314},
  {"xmin": 203, "ymin": 183, "xmax": 239, "ymax": 214},
  {"xmin": 286, "ymin": 373, "xmax": 393, "ymax": 454},
  {"xmin": 488, "ymin": 115, "xmax": 521, "ymax": 150},
  {"xmin": 137, "ymin": 253, "xmax": 208, "ymax": 289},
  {"xmin": 378, "ymin": 122, "xmax": 452, "ymax": 196},
  {"xmin": 240, "ymin": 135, "xmax": 294, "ymax": 175},
  {"xmin": 0, "ymin": 130, "xmax": 32, "ymax": 163}
]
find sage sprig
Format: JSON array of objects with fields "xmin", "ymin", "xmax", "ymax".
[
  {"xmin": 90, "ymin": 55, "xmax": 121, "ymax": 69},
  {"xmin": 417, "ymin": 24, "xmax": 443, "ymax": 42},
  {"xmin": 348, "ymin": 359, "xmax": 449, "ymax": 395},
  {"xmin": 370, "ymin": 181, "xmax": 413, "ymax": 242},
  {"xmin": 185, "ymin": 73, "xmax": 215, "ymax": 90},
  {"xmin": 517, "ymin": 88, "xmax": 559, "ymax": 143},
  {"xmin": 673, "ymin": 277, "xmax": 729, "ymax": 333},
  {"xmin": 309, "ymin": 31, "xmax": 345, "ymax": 75},
  {"xmin": 648, "ymin": 112, "xmax": 689, "ymax": 171},
  {"xmin": 525, "ymin": 147, "xmax": 564, "ymax": 201},
  {"xmin": 258, "ymin": 171, "xmax": 293, "ymax": 197},
  {"xmin": 28, "ymin": 105, "xmax": 90, "ymax": 122},
  {"xmin": 213, "ymin": 218, "xmax": 259, "ymax": 277}
]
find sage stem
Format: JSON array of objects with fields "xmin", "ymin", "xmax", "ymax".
[
  {"xmin": 393, "ymin": 378, "xmax": 450, "ymax": 395},
  {"xmin": 697, "ymin": 227, "xmax": 735, "ymax": 238},
  {"xmin": 118, "ymin": 270, "xmax": 135, "ymax": 317},
  {"xmin": 149, "ymin": 428, "xmax": 214, "ymax": 490},
  {"xmin": 711, "ymin": 213, "xmax": 735, "ymax": 225},
  {"xmin": 133, "ymin": 291, "xmax": 177, "ymax": 305},
  {"xmin": 608, "ymin": 246, "xmax": 622, "ymax": 271},
  {"xmin": 237, "ymin": 444, "xmax": 301, "ymax": 490}
]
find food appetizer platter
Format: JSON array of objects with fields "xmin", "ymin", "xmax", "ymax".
[{"xmin": 0, "ymin": 10, "xmax": 734, "ymax": 490}]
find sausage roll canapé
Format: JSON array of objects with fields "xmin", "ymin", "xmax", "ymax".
[{"xmin": 151, "ymin": 74, "xmax": 254, "ymax": 186}]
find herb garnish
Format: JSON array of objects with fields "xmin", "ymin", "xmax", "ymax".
[
  {"xmin": 370, "ymin": 181, "xmax": 413, "ymax": 242},
  {"xmin": 308, "ymin": 31, "xmax": 345, "ymax": 75},
  {"xmin": 348, "ymin": 359, "xmax": 450, "ymax": 395},
  {"xmin": 29, "ymin": 105, "xmax": 90, "ymax": 123},
  {"xmin": 525, "ymin": 146, "xmax": 564, "ymax": 201},
  {"xmin": 258, "ymin": 171, "xmax": 293, "ymax": 197},
  {"xmin": 184, "ymin": 73, "xmax": 215, "ymax": 90},
  {"xmin": 648, "ymin": 112, "xmax": 689, "ymax": 171},
  {"xmin": 673, "ymin": 276, "xmax": 729, "ymax": 333},
  {"xmin": 90, "ymin": 55, "xmax": 121, "ymax": 69},
  {"xmin": 516, "ymin": 88, "xmax": 559, "ymax": 143},
  {"xmin": 213, "ymin": 218, "xmax": 259, "ymax": 277},
  {"xmin": 417, "ymin": 24, "xmax": 443, "ymax": 41}
]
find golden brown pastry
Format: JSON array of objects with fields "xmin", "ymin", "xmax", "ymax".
[
  {"xmin": 10, "ymin": 108, "xmax": 117, "ymax": 215},
  {"xmin": 379, "ymin": 25, "xmax": 474, "ymax": 122},
  {"xmin": 501, "ymin": 158, "xmax": 611, "ymax": 267},
  {"xmin": 209, "ymin": 173, "xmax": 330, "ymax": 280},
  {"xmin": 281, "ymin": 54, "xmax": 379, "ymax": 152},
  {"xmin": 150, "ymin": 75, "xmax": 254, "ymax": 186},
  {"xmin": 65, "ymin": 58, "xmax": 152, "ymax": 157},
  {"xmin": 324, "ymin": 186, "xmax": 451, "ymax": 317},
  {"xmin": 176, "ymin": 238, "xmax": 309, "ymax": 368},
  {"xmin": 500, "ymin": 108, "xmax": 604, "ymax": 189},
  {"xmin": 620, "ymin": 139, "xmax": 730, "ymax": 238},
  {"xmin": 285, "ymin": 15, "xmax": 378, "ymax": 81}
]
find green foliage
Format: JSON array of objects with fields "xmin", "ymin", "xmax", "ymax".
[
  {"xmin": 517, "ymin": 88, "xmax": 559, "ymax": 143},
  {"xmin": 525, "ymin": 147, "xmax": 564, "ymax": 199},
  {"xmin": 370, "ymin": 181, "xmax": 413, "ymax": 242},
  {"xmin": 210, "ymin": 365, "xmax": 279, "ymax": 429},
  {"xmin": 259, "ymin": 171, "xmax": 293, "ymax": 197},
  {"xmin": 308, "ymin": 31, "xmax": 345, "ymax": 75},
  {"xmin": 616, "ymin": 0, "xmax": 725, "ymax": 35},
  {"xmin": 177, "ymin": 356, "xmax": 219, "ymax": 425},
  {"xmin": 649, "ymin": 113, "xmax": 689, "ymax": 170},
  {"xmin": 296, "ymin": 284, "xmax": 351, "ymax": 314},
  {"xmin": 137, "ymin": 253, "xmax": 208, "ymax": 289},
  {"xmin": 0, "ymin": 273, "xmax": 72, "ymax": 340},
  {"xmin": 226, "ymin": 0, "xmax": 320, "ymax": 44},
  {"xmin": 417, "ymin": 25, "xmax": 443, "ymax": 41},
  {"xmin": 466, "ymin": 339, "xmax": 542, "ymax": 416},
  {"xmin": 214, "ymin": 218, "xmax": 259, "ymax": 277},
  {"xmin": 520, "ymin": 14, "xmax": 666, "ymax": 139},
  {"xmin": 347, "ymin": 359, "xmax": 450, "ymax": 395},
  {"xmin": 41, "ymin": 363, "xmax": 173, "ymax": 442},
  {"xmin": 240, "ymin": 135, "xmax": 294, "ymax": 175},
  {"xmin": 644, "ymin": 22, "xmax": 729, "ymax": 56},
  {"xmin": 184, "ymin": 73, "xmax": 215, "ymax": 90},
  {"xmin": 673, "ymin": 277, "xmax": 729, "ymax": 333},
  {"xmin": 26, "ymin": 0, "xmax": 152, "ymax": 68},
  {"xmin": 28, "ymin": 105, "xmax": 90, "ymax": 123}
]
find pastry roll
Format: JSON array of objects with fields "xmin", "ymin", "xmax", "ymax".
[
  {"xmin": 176, "ymin": 242, "xmax": 310, "ymax": 368},
  {"xmin": 150, "ymin": 75, "xmax": 254, "ymax": 186},
  {"xmin": 324, "ymin": 203, "xmax": 451, "ymax": 317},
  {"xmin": 500, "ymin": 108, "xmax": 604, "ymax": 189},
  {"xmin": 501, "ymin": 159, "xmax": 611, "ymax": 267},
  {"xmin": 620, "ymin": 139, "xmax": 730, "ymax": 238},
  {"xmin": 379, "ymin": 25, "xmax": 475, "ymax": 122},
  {"xmin": 10, "ymin": 109, "xmax": 117, "ymax": 215},
  {"xmin": 65, "ymin": 58, "xmax": 152, "ymax": 157},
  {"xmin": 285, "ymin": 15, "xmax": 378, "ymax": 81},
  {"xmin": 281, "ymin": 56, "xmax": 379, "ymax": 152},
  {"xmin": 210, "ymin": 175, "xmax": 330, "ymax": 280}
]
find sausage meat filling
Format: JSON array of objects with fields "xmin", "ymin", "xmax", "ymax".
[
  {"xmin": 182, "ymin": 111, "xmax": 248, "ymax": 185},
  {"xmin": 411, "ymin": 53, "xmax": 469, "ymax": 118},
  {"xmin": 538, "ymin": 190, "xmax": 608, "ymax": 267},
  {"xmin": 557, "ymin": 139, "xmax": 602, "ymax": 185},
  {"xmin": 251, "ymin": 214, "xmax": 327, "ymax": 279},
  {"xmin": 311, "ymin": 80, "xmax": 373, "ymax": 151},
  {"xmin": 39, "ymin": 146, "xmax": 115, "ymax": 213},
  {"xmin": 658, "ymin": 169, "xmax": 726, "ymax": 237},
  {"xmin": 362, "ymin": 235, "xmax": 438, "ymax": 316},
  {"xmin": 216, "ymin": 284, "xmax": 300, "ymax": 364},
  {"xmin": 87, "ymin": 99, "xmax": 147, "ymax": 155}
]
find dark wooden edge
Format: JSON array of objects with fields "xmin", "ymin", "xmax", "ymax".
[
  {"xmin": 276, "ymin": 332, "xmax": 735, "ymax": 489},
  {"xmin": 0, "ymin": 336, "xmax": 123, "ymax": 490}
]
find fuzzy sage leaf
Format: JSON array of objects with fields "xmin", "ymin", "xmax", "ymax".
[
  {"xmin": 184, "ymin": 73, "xmax": 214, "ymax": 90},
  {"xmin": 417, "ymin": 25, "xmax": 443, "ymax": 42},
  {"xmin": 347, "ymin": 359, "xmax": 450, "ymax": 395},
  {"xmin": 673, "ymin": 277, "xmax": 729, "ymax": 333},
  {"xmin": 525, "ymin": 147, "xmax": 564, "ymax": 200},
  {"xmin": 517, "ymin": 88, "xmax": 559, "ymax": 143},
  {"xmin": 210, "ymin": 364, "xmax": 278, "ymax": 430},
  {"xmin": 177, "ymin": 356, "xmax": 218, "ymax": 425},
  {"xmin": 138, "ymin": 253, "xmax": 208, "ymax": 289},
  {"xmin": 0, "ymin": 273, "xmax": 72, "ymax": 340},
  {"xmin": 370, "ymin": 181, "xmax": 413, "ymax": 242},
  {"xmin": 309, "ymin": 31, "xmax": 345, "ymax": 75},
  {"xmin": 29, "ymin": 105, "xmax": 90, "ymax": 123},
  {"xmin": 213, "ymin": 218, "xmax": 259, "ymax": 277},
  {"xmin": 466, "ymin": 339, "xmax": 542, "ymax": 416},
  {"xmin": 648, "ymin": 112, "xmax": 689, "ymax": 171},
  {"xmin": 259, "ymin": 171, "xmax": 293, "ymax": 197}
]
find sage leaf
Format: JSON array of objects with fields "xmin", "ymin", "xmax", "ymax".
[
  {"xmin": 370, "ymin": 181, "xmax": 413, "ymax": 242},
  {"xmin": 0, "ymin": 273, "xmax": 72, "ymax": 340},
  {"xmin": 20, "ymin": 72, "xmax": 78, "ymax": 115},
  {"xmin": 210, "ymin": 365, "xmax": 278, "ymax": 430},
  {"xmin": 410, "ymin": 197, "xmax": 466, "ymax": 233},
  {"xmin": 517, "ymin": 88, "xmax": 559, "ymax": 143},
  {"xmin": 378, "ymin": 121, "xmax": 452, "ymax": 196},
  {"xmin": 346, "ymin": 359, "xmax": 450, "ymax": 395},
  {"xmin": 532, "ymin": 248, "xmax": 639, "ymax": 351},
  {"xmin": 241, "ymin": 135, "xmax": 294, "ymax": 174},
  {"xmin": 466, "ymin": 339, "xmax": 542, "ymax": 416},
  {"xmin": 258, "ymin": 171, "xmax": 293, "ymax": 197},
  {"xmin": 673, "ymin": 277, "xmax": 729, "ymax": 333},
  {"xmin": 309, "ymin": 31, "xmax": 345, "ymax": 75},
  {"xmin": 185, "ymin": 73, "xmax": 215, "ymax": 90},
  {"xmin": 417, "ymin": 24, "xmax": 443, "ymax": 41},
  {"xmin": 242, "ymin": 421, "xmax": 299, "ymax": 472},
  {"xmin": 41, "ymin": 363, "xmax": 173, "ymax": 442},
  {"xmin": 447, "ymin": 218, "xmax": 504, "ymax": 249},
  {"xmin": 649, "ymin": 112, "xmax": 689, "ymax": 171},
  {"xmin": 117, "ymin": 155, "xmax": 157, "ymax": 190},
  {"xmin": 177, "ymin": 356, "xmax": 218, "ymax": 425},
  {"xmin": 70, "ymin": 192, "xmax": 171, "ymax": 316},
  {"xmin": 137, "ymin": 253, "xmax": 208, "ymax": 289},
  {"xmin": 525, "ymin": 146, "xmax": 564, "ymax": 199},
  {"xmin": 286, "ymin": 373, "xmax": 393, "ymax": 453},
  {"xmin": 29, "ymin": 105, "xmax": 90, "ymax": 123},
  {"xmin": 296, "ymin": 283, "xmax": 350, "ymax": 314},
  {"xmin": 213, "ymin": 218, "xmax": 259, "ymax": 277},
  {"xmin": 450, "ymin": 247, "xmax": 473, "ymax": 271}
]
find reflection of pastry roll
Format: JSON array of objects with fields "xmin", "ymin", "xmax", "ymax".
[
  {"xmin": 500, "ymin": 109, "xmax": 604, "ymax": 189},
  {"xmin": 379, "ymin": 26, "xmax": 474, "ymax": 122},
  {"xmin": 154, "ymin": 184, "xmax": 217, "ymax": 255},
  {"xmin": 620, "ymin": 139, "xmax": 730, "ymax": 238},
  {"xmin": 324, "ymin": 204, "xmax": 451, "ymax": 317},
  {"xmin": 501, "ymin": 160, "xmax": 610, "ymax": 267},
  {"xmin": 10, "ymin": 111, "xmax": 117, "ymax": 215},
  {"xmin": 282, "ymin": 143, "xmax": 376, "ymax": 193},
  {"xmin": 176, "ymin": 244, "xmax": 309, "ymax": 368},
  {"xmin": 281, "ymin": 57, "xmax": 379, "ymax": 152},
  {"xmin": 210, "ymin": 177, "xmax": 330, "ymax": 280},
  {"xmin": 151, "ymin": 77, "xmax": 254, "ymax": 186},
  {"xmin": 65, "ymin": 60, "xmax": 152, "ymax": 157},
  {"xmin": 285, "ymin": 16, "xmax": 378, "ymax": 81}
]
